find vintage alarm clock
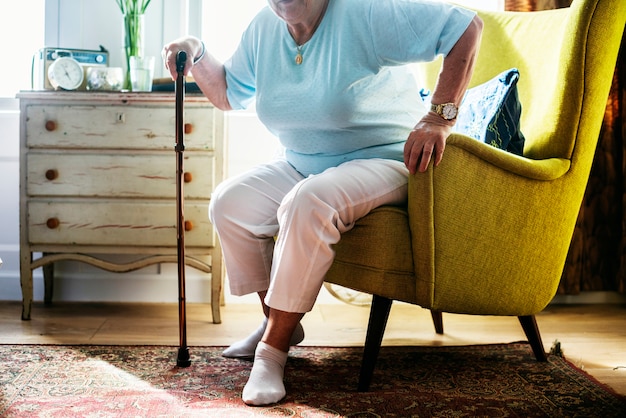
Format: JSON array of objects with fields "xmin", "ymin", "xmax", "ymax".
[{"xmin": 47, "ymin": 56, "xmax": 84, "ymax": 90}]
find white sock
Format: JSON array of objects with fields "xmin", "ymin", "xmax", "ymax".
[
  {"xmin": 222, "ymin": 317, "xmax": 305, "ymax": 359},
  {"xmin": 242, "ymin": 342, "xmax": 288, "ymax": 406}
]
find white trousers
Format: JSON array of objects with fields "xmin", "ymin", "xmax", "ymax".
[{"xmin": 209, "ymin": 158, "xmax": 409, "ymax": 313}]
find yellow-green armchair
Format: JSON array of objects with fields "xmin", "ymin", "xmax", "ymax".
[{"xmin": 325, "ymin": 0, "xmax": 626, "ymax": 391}]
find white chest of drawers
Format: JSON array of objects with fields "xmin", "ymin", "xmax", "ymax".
[{"xmin": 18, "ymin": 91, "xmax": 225, "ymax": 323}]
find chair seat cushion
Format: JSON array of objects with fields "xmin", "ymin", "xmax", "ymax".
[{"xmin": 326, "ymin": 206, "xmax": 418, "ymax": 304}]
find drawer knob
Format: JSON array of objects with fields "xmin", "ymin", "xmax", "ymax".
[
  {"xmin": 184, "ymin": 123, "xmax": 193, "ymax": 134},
  {"xmin": 184, "ymin": 220, "xmax": 193, "ymax": 231},
  {"xmin": 46, "ymin": 218, "xmax": 60, "ymax": 229},
  {"xmin": 45, "ymin": 120, "xmax": 57, "ymax": 132},
  {"xmin": 45, "ymin": 169, "xmax": 58, "ymax": 181},
  {"xmin": 183, "ymin": 172, "xmax": 193, "ymax": 183}
]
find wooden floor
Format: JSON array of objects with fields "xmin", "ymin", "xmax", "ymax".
[{"xmin": 1, "ymin": 300, "xmax": 625, "ymax": 396}]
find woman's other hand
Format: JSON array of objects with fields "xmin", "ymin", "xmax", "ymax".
[{"xmin": 404, "ymin": 114, "xmax": 453, "ymax": 174}]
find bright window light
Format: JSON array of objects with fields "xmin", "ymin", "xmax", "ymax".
[
  {"xmin": 0, "ymin": 0, "xmax": 45, "ymax": 97},
  {"xmin": 452, "ymin": 0, "xmax": 504, "ymax": 10},
  {"xmin": 202, "ymin": 0, "xmax": 268, "ymax": 62}
]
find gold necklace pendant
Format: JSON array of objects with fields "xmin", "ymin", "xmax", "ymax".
[{"xmin": 295, "ymin": 46, "xmax": 303, "ymax": 65}]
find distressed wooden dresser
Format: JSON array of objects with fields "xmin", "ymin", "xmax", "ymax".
[{"xmin": 18, "ymin": 91, "xmax": 225, "ymax": 323}]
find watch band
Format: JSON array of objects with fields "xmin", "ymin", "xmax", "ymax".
[{"xmin": 430, "ymin": 102, "xmax": 458, "ymax": 121}]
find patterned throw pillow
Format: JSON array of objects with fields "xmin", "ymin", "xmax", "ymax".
[
  {"xmin": 419, "ymin": 68, "xmax": 525, "ymax": 156},
  {"xmin": 453, "ymin": 68, "xmax": 526, "ymax": 155}
]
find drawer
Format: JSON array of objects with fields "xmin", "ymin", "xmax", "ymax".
[
  {"xmin": 27, "ymin": 152, "xmax": 214, "ymax": 199},
  {"xmin": 27, "ymin": 200, "xmax": 214, "ymax": 247},
  {"xmin": 25, "ymin": 104, "xmax": 217, "ymax": 150}
]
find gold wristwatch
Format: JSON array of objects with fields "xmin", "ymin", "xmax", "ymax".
[{"xmin": 430, "ymin": 102, "xmax": 458, "ymax": 121}]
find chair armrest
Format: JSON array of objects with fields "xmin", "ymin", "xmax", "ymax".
[
  {"xmin": 445, "ymin": 133, "xmax": 570, "ymax": 181},
  {"xmin": 407, "ymin": 136, "xmax": 579, "ymax": 315}
]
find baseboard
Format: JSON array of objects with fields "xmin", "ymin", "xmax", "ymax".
[
  {"xmin": 550, "ymin": 291, "xmax": 626, "ymax": 305},
  {"xmin": 2, "ymin": 255, "xmax": 623, "ymax": 306},
  {"xmin": 0, "ymin": 259, "xmax": 214, "ymax": 304}
]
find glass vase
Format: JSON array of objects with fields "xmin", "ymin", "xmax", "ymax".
[{"xmin": 123, "ymin": 13, "xmax": 145, "ymax": 90}]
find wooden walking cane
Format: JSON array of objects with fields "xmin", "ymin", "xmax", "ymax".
[{"xmin": 175, "ymin": 50, "xmax": 191, "ymax": 368}]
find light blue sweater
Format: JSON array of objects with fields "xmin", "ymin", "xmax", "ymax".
[{"xmin": 224, "ymin": 0, "xmax": 475, "ymax": 176}]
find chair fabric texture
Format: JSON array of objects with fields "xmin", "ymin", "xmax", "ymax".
[{"xmin": 325, "ymin": 0, "xmax": 625, "ymax": 337}]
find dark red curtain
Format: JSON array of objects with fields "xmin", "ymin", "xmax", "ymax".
[{"xmin": 505, "ymin": 0, "xmax": 626, "ymax": 294}]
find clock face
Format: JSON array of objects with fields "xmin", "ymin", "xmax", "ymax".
[{"xmin": 47, "ymin": 57, "xmax": 84, "ymax": 90}]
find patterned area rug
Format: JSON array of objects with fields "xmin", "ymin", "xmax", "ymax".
[{"xmin": 1, "ymin": 343, "xmax": 624, "ymax": 417}]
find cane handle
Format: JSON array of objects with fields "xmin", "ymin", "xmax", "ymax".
[{"xmin": 176, "ymin": 51, "xmax": 187, "ymax": 75}]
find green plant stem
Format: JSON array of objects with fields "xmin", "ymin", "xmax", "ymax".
[
  {"xmin": 116, "ymin": 0, "xmax": 151, "ymax": 15},
  {"xmin": 123, "ymin": 13, "xmax": 144, "ymax": 90},
  {"xmin": 117, "ymin": 0, "xmax": 151, "ymax": 90}
]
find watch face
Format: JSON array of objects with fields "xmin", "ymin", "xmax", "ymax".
[
  {"xmin": 442, "ymin": 103, "xmax": 458, "ymax": 120},
  {"xmin": 48, "ymin": 57, "xmax": 84, "ymax": 90}
]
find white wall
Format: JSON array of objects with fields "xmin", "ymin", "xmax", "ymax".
[
  {"xmin": 43, "ymin": 0, "xmax": 198, "ymax": 79},
  {"xmin": 0, "ymin": 100, "xmax": 21, "ymax": 300}
]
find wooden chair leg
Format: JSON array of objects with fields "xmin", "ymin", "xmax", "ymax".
[
  {"xmin": 518, "ymin": 315, "xmax": 547, "ymax": 361},
  {"xmin": 358, "ymin": 295, "xmax": 393, "ymax": 392},
  {"xmin": 430, "ymin": 310, "xmax": 444, "ymax": 334},
  {"xmin": 43, "ymin": 259, "xmax": 54, "ymax": 305}
]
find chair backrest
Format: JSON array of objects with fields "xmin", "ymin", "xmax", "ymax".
[{"xmin": 417, "ymin": 0, "xmax": 625, "ymax": 164}]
